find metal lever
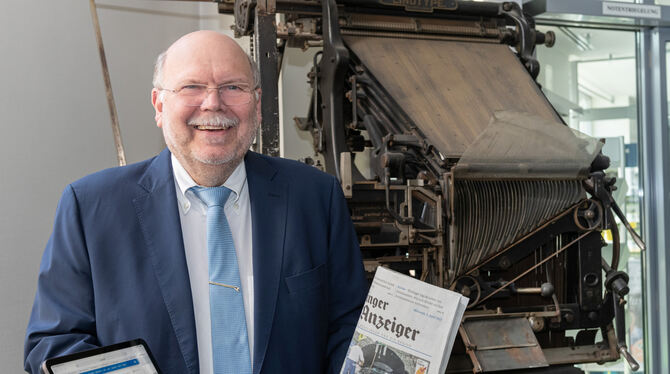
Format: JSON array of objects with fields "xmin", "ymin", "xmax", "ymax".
[
  {"xmin": 602, "ymin": 255, "xmax": 639, "ymax": 371},
  {"xmin": 613, "ymin": 292, "xmax": 640, "ymax": 371},
  {"xmin": 585, "ymin": 171, "xmax": 646, "ymax": 251},
  {"xmin": 610, "ymin": 199, "xmax": 646, "ymax": 251},
  {"xmin": 619, "ymin": 346, "xmax": 640, "ymax": 372}
]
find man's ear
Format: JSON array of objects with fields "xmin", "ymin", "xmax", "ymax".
[
  {"xmin": 255, "ymin": 88, "xmax": 262, "ymax": 124},
  {"xmin": 151, "ymin": 88, "xmax": 164, "ymax": 128}
]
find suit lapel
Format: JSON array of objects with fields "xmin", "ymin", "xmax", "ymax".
[
  {"xmin": 132, "ymin": 149, "xmax": 199, "ymax": 374},
  {"xmin": 246, "ymin": 152, "xmax": 288, "ymax": 374}
]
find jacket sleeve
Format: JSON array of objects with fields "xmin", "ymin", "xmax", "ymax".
[
  {"xmin": 325, "ymin": 177, "xmax": 368, "ymax": 374},
  {"xmin": 24, "ymin": 185, "xmax": 100, "ymax": 373}
]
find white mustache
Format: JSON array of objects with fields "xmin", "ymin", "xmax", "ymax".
[{"xmin": 187, "ymin": 114, "xmax": 239, "ymax": 129}]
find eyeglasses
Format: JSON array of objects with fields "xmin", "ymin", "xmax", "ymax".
[{"xmin": 158, "ymin": 83, "xmax": 254, "ymax": 107}]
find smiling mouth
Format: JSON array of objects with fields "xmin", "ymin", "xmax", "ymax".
[{"xmin": 193, "ymin": 125, "xmax": 227, "ymax": 131}]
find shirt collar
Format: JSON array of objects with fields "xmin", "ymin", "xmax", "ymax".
[{"xmin": 171, "ymin": 154, "xmax": 247, "ymax": 214}]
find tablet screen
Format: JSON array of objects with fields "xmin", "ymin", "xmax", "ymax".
[{"xmin": 43, "ymin": 340, "xmax": 159, "ymax": 374}]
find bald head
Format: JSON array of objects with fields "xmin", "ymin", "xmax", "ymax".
[{"xmin": 153, "ymin": 31, "xmax": 259, "ymax": 91}]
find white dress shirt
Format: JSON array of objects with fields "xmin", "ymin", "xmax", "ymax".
[{"xmin": 171, "ymin": 155, "xmax": 254, "ymax": 374}]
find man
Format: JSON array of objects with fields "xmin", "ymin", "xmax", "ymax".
[
  {"xmin": 24, "ymin": 31, "xmax": 367, "ymax": 374},
  {"xmin": 341, "ymin": 341, "xmax": 365, "ymax": 374}
]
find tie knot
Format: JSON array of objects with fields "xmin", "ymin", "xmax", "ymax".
[{"xmin": 190, "ymin": 186, "xmax": 232, "ymax": 208}]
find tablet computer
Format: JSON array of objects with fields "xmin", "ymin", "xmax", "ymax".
[{"xmin": 41, "ymin": 339, "xmax": 161, "ymax": 374}]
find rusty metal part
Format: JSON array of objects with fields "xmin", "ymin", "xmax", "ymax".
[
  {"xmin": 436, "ymin": 231, "xmax": 445, "ymax": 288},
  {"xmin": 463, "ymin": 308, "xmax": 565, "ymax": 321},
  {"xmin": 515, "ymin": 287, "xmax": 542, "ymax": 294},
  {"xmin": 459, "ymin": 318, "xmax": 548, "ymax": 372},
  {"xmin": 420, "ymin": 247, "xmax": 430, "ymax": 281},
  {"xmin": 458, "ymin": 325, "xmax": 483, "ymax": 373},
  {"xmin": 257, "ymin": 0, "xmax": 276, "ymax": 13},
  {"xmin": 447, "ymin": 172, "xmax": 456, "ymax": 283},
  {"xmin": 377, "ymin": 253, "xmax": 420, "ymax": 261},
  {"xmin": 277, "ymin": 19, "xmax": 322, "ymax": 44},
  {"xmin": 339, "ymin": 152, "xmax": 353, "ymax": 198},
  {"xmin": 344, "ymin": 35, "xmax": 560, "ymax": 159},
  {"xmin": 277, "ymin": 30, "xmax": 322, "ymax": 41},
  {"xmin": 232, "ymin": 0, "xmax": 254, "ymax": 36},
  {"xmin": 372, "ymin": 0, "xmax": 458, "ymax": 12},
  {"xmin": 461, "ymin": 200, "xmax": 584, "ymax": 280},
  {"xmin": 340, "ymin": 14, "xmax": 505, "ymax": 39},
  {"xmin": 319, "ymin": 0, "xmax": 350, "ymax": 177},
  {"xmin": 352, "ymin": 181, "xmax": 443, "ymax": 245},
  {"xmin": 476, "ymin": 343, "xmax": 538, "ymax": 351},
  {"xmin": 573, "ymin": 199, "xmax": 604, "ymax": 231},
  {"xmin": 527, "ymin": 316, "xmax": 545, "ymax": 332},
  {"xmin": 89, "ymin": 0, "xmax": 126, "ymax": 166},
  {"xmin": 362, "ymin": 259, "xmax": 381, "ymax": 273},
  {"xmin": 450, "ymin": 275, "xmax": 481, "ymax": 306},
  {"xmin": 472, "ymin": 230, "xmax": 595, "ymax": 308},
  {"xmin": 551, "ymin": 293, "xmax": 562, "ymax": 323},
  {"xmin": 543, "ymin": 324, "xmax": 620, "ymax": 366},
  {"xmin": 450, "ymin": 181, "xmax": 584, "ymax": 281},
  {"xmin": 254, "ymin": 1, "xmax": 281, "ymax": 157}
]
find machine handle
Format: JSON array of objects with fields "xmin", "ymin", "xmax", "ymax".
[{"xmin": 619, "ymin": 345, "xmax": 640, "ymax": 372}]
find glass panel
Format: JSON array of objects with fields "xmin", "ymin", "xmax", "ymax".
[
  {"xmin": 667, "ymin": 43, "xmax": 670, "ymax": 124},
  {"xmin": 657, "ymin": 0, "xmax": 670, "ymax": 5},
  {"xmin": 536, "ymin": 26, "xmax": 644, "ymax": 373}
]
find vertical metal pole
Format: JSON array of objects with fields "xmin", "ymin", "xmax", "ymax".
[
  {"xmin": 320, "ymin": 0, "xmax": 350, "ymax": 179},
  {"xmin": 637, "ymin": 0, "xmax": 670, "ymax": 373},
  {"xmin": 638, "ymin": 27, "xmax": 670, "ymax": 373},
  {"xmin": 89, "ymin": 0, "xmax": 126, "ymax": 166},
  {"xmin": 254, "ymin": 0, "xmax": 280, "ymax": 157}
]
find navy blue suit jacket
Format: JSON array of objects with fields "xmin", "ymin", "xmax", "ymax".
[{"xmin": 25, "ymin": 149, "xmax": 367, "ymax": 374}]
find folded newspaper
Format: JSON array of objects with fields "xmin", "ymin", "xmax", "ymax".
[{"xmin": 341, "ymin": 266, "xmax": 468, "ymax": 374}]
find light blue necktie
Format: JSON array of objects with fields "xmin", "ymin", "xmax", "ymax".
[{"xmin": 191, "ymin": 186, "xmax": 252, "ymax": 374}]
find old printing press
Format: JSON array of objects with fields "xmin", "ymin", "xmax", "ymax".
[{"xmin": 219, "ymin": 0, "xmax": 644, "ymax": 372}]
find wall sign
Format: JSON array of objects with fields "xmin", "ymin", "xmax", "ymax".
[{"xmin": 602, "ymin": 2, "xmax": 662, "ymax": 20}]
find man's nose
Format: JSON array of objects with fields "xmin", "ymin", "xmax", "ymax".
[{"xmin": 199, "ymin": 88, "xmax": 225, "ymax": 110}]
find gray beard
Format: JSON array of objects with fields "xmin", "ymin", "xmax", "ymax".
[
  {"xmin": 187, "ymin": 113, "xmax": 240, "ymax": 130},
  {"xmin": 162, "ymin": 108, "xmax": 260, "ymax": 167},
  {"xmin": 193, "ymin": 114, "xmax": 259, "ymax": 166}
]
